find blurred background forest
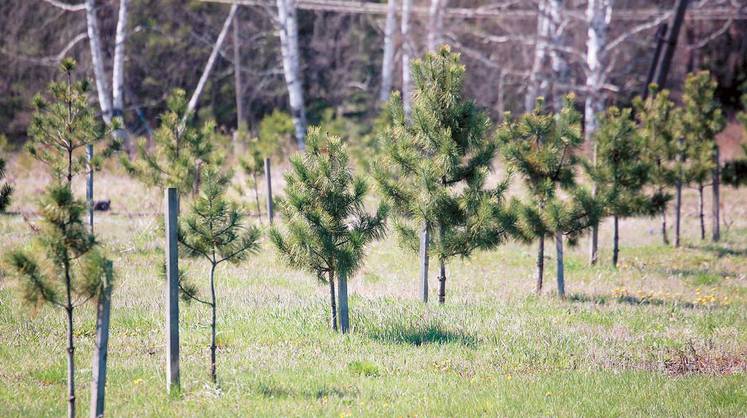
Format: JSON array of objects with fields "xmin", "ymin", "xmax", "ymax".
[{"xmin": 0, "ymin": 0, "xmax": 746, "ymax": 151}]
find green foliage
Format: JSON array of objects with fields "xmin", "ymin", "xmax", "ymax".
[
  {"xmin": 122, "ymin": 89, "xmax": 219, "ymax": 195},
  {"xmin": 27, "ymin": 59, "xmax": 116, "ymax": 182},
  {"xmin": 258, "ymin": 109, "xmax": 294, "ymax": 156},
  {"xmin": 3, "ymin": 184, "xmax": 113, "ymax": 309},
  {"xmin": 0, "ymin": 157, "xmax": 12, "ymax": 212},
  {"xmin": 587, "ymin": 107, "xmax": 666, "ymax": 220},
  {"xmin": 680, "ymin": 71, "xmax": 725, "ymax": 187},
  {"xmin": 270, "ymin": 127, "xmax": 388, "ymax": 281},
  {"xmin": 178, "ymin": 168, "xmax": 261, "ymax": 269},
  {"xmin": 723, "ymin": 92, "xmax": 747, "ymax": 188},
  {"xmin": 497, "ymin": 96, "xmax": 601, "ymax": 243},
  {"xmin": 376, "ymin": 46, "xmax": 517, "ymax": 261},
  {"xmin": 634, "ymin": 85, "xmax": 678, "ymax": 192}
]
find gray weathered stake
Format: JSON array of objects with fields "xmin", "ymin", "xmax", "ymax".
[
  {"xmin": 264, "ymin": 157, "xmax": 274, "ymax": 224},
  {"xmin": 164, "ymin": 188, "xmax": 180, "ymax": 394},
  {"xmin": 90, "ymin": 272, "xmax": 112, "ymax": 418},
  {"xmin": 337, "ymin": 271, "xmax": 350, "ymax": 333},
  {"xmin": 419, "ymin": 222, "xmax": 429, "ymax": 303}
]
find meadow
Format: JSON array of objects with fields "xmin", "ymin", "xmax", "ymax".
[{"xmin": 1, "ymin": 159, "xmax": 746, "ymax": 417}]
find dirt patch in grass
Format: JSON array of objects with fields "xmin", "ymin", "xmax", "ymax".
[{"xmin": 661, "ymin": 343, "xmax": 747, "ymax": 376}]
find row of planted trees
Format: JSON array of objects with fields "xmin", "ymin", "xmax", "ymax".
[{"xmin": 3, "ymin": 47, "xmax": 746, "ymax": 416}]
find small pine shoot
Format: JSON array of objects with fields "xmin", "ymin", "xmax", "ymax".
[
  {"xmin": 270, "ymin": 127, "xmax": 388, "ymax": 333},
  {"xmin": 122, "ymin": 89, "xmax": 219, "ymax": 196},
  {"xmin": 177, "ymin": 168, "xmax": 260, "ymax": 384}
]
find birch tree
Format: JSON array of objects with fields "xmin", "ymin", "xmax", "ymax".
[
  {"xmin": 277, "ymin": 0, "xmax": 307, "ymax": 150},
  {"xmin": 401, "ymin": 0, "xmax": 413, "ymax": 117},
  {"xmin": 525, "ymin": 0, "xmax": 550, "ymax": 113},
  {"xmin": 379, "ymin": 0, "xmax": 398, "ymax": 103},
  {"xmin": 427, "ymin": 0, "xmax": 448, "ymax": 52},
  {"xmin": 585, "ymin": 0, "xmax": 612, "ymax": 265}
]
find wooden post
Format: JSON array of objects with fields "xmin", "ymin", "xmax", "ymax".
[
  {"xmin": 264, "ymin": 158, "xmax": 274, "ymax": 224},
  {"xmin": 164, "ymin": 188, "xmax": 180, "ymax": 394},
  {"xmin": 419, "ymin": 222, "xmax": 429, "ymax": 303},
  {"xmin": 87, "ymin": 144, "xmax": 94, "ymax": 232},
  {"xmin": 337, "ymin": 270, "xmax": 350, "ymax": 334},
  {"xmin": 555, "ymin": 232, "xmax": 565, "ymax": 299},
  {"xmin": 90, "ymin": 271, "xmax": 112, "ymax": 418}
]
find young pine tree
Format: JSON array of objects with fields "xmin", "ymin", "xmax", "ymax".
[
  {"xmin": 270, "ymin": 127, "xmax": 388, "ymax": 333},
  {"xmin": 587, "ymin": 107, "xmax": 665, "ymax": 268},
  {"xmin": 177, "ymin": 168, "xmax": 260, "ymax": 384},
  {"xmin": 376, "ymin": 46, "xmax": 517, "ymax": 304},
  {"xmin": 498, "ymin": 96, "xmax": 601, "ymax": 297},
  {"xmin": 3, "ymin": 59, "xmax": 114, "ymax": 418},
  {"xmin": 634, "ymin": 86, "xmax": 677, "ymax": 245},
  {"xmin": 0, "ymin": 157, "xmax": 12, "ymax": 212},
  {"xmin": 122, "ymin": 89, "xmax": 218, "ymax": 196},
  {"xmin": 680, "ymin": 71, "xmax": 725, "ymax": 242},
  {"xmin": 237, "ymin": 126, "xmax": 280, "ymax": 220}
]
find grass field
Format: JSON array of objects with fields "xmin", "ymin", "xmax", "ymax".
[{"xmin": 1, "ymin": 158, "xmax": 746, "ymax": 417}]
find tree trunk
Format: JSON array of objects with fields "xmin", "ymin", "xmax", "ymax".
[
  {"xmin": 698, "ymin": 182, "xmax": 705, "ymax": 240},
  {"xmin": 185, "ymin": 4, "xmax": 238, "ymax": 123},
  {"xmin": 612, "ymin": 215, "xmax": 619, "ymax": 268},
  {"xmin": 525, "ymin": 0, "xmax": 549, "ymax": 113},
  {"xmin": 64, "ymin": 261, "xmax": 76, "ymax": 418},
  {"xmin": 712, "ymin": 146, "xmax": 720, "ymax": 241},
  {"xmin": 337, "ymin": 270, "xmax": 350, "ymax": 334},
  {"xmin": 548, "ymin": 0, "xmax": 569, "ymax": 111},
  {"xmin": 660, "ymin": 190, "xmax": 670, "ymax": 245},
  {"xmin": 328, "ymin": 270, "xmax": 338, "ymax": 332},
  {"xmin": 85, "ymin": 0, "xmax": 112, "ymax": 123},
  {"xmin": 585, "ymin": 0, "xmax": 611, "ymax": 266},
  {"xmin": 379, "ymin": 0, "xmax": 397, "ymax": 103},
  {"xmin": 209, "ymin": 263, "xmax": 217, "ymax": 384},
  {"xmin": 233, "ymin": 12, "xmax": 245, "ymax": 131},
  {"xmin": 277, "ymin": 0, "xmax": 307, "ymax": 149},
  {"xmin": 427, "ymin": 0, "xmax": 447, "ymax": 52},
  {"xmin": 90, "ymin": 277, "xmax": 112, "ymax": 418},
  {"xmin": 401, "ymin": 0, "xmax": 413, "ymax": 118},
  {"xmin": 438, "ymin": 258, "xmax": 446, "ymax": 304},
  {"xmin": 535, "ymin": 237, "xmax": 545, "ymax": 294},
  {"xmin": 112, "ymin": 0, "xmax": 130, "ymax": 154},
  {"xmin": 555, "ymin": 231, "xmax": 565, "ymax": 298},
  {"xmin": 419, "ymin": 222, "xmax": 429, "ymax": 303},
  {"xmin": 652, "ymin": 0, "xmax": 689, "ymax": 89},
  {"xmin": 675, "ymin": 180, "xmax": 682, "ymax": 247}
]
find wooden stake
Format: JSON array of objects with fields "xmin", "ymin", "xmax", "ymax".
[
  {"xmin": 264, "ymin": 158, "xmax": 274, "ymax": 224},
  {"xmin": 90, "ymin": 273, "xmax": 112, "ymax": 418},
  {"xmin": 164, "ymin": 188, "xmax": 180, "ymax": 394},
  {"xmin": 419, "ymin": 222, "xmax": 429, "ymax": 303}
]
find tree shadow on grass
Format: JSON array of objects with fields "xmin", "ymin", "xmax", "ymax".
[
  {"xmin": 686, "ymin": 243, "xmax": 747, "ymax": 258},
  {"xmin": 569, "ymin": 293, "xmax": 695, "ymax": 309},
  {"xmin": 256, "ymin": 380, "xmax": 358, "ymax": 400},
  {"xmin": 366, "ymin": 323, "xmax": 478, "ymax": 347}
]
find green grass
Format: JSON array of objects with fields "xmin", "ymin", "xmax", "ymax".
[{"xmin": 1, "ymin": 170, "xmax": 746, "ymax": 416}]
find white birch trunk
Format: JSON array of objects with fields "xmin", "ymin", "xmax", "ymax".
[
  {"xmin": 185, "ymin": 4, "xmax": 238, "ymax": 121},
  {"xmin": 401, "ymin": 0, "xmax": 413, "ymax": 118},
  {"xmin": 112, "ymin": 0, "xmax": 130, "ymax": 152},
  {"xmin": 427, "ymin": 0, "xmax": 447, "ymax": 52},
  {"xmin": 525, "ymin": 0, "xmax": 549, "ymax": 113},
  {"xmin": 379, "ymin": 0, "xmax": 397, "ymax": 103},
  {"xmin": 585, "ymin": 0, "xmax": 612, "ymax": 265},
  {"xmin": 277, "ymin": 0, "xmax": 307, "ymax": 150},
  {"xmin": 86, "ymin": 0, "xmax": 112, "ymax": 123},
  {"xmin": 548, "ymin": 0, "xmax": 569, "ymax": 111}
]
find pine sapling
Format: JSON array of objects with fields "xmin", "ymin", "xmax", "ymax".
[
  {"xmin": 270, "ymin": 127, "xmax": 388, "ymax": 333},
  {"xmin": 376, "ymin": 46, "xmax": 518, "ymax": 303},
  {"xmin": 177, "ymin": 168, "xmax": 260, "ymax": 384}
]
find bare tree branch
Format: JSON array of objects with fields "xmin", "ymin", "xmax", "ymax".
[{"xmin": 40, "ymin": 0, "xmax": 86, "ymax": 12}]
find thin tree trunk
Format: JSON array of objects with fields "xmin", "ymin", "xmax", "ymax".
[
  {"xmin": 337, "ymin": 270, "xmax": 350, "ymax": 334},
  {"xmin": 253, "ymin": 173, "xmax": 262, "ymax": 221},
  {"xmin": 277, "ymin": 0, "xmax": 307, "ymax": 149},
  {"xmin": 427, "ymin": 0, "xmax": 447, "ymax": 52},
  {"xmin": 535, "ymin": 237, "xmax": 545, "ymax": 294},
  {"xmin": 233, "ymin": 12, "xmax": 244, "ymax": 131},
  {"xmin": 437, "ymin": 223, "xmax": 446, "ymax": 304},
  {"xmin": 652, "ymin": 0, "xmax": 689, "ymax": 88},
  {"xmin": 209, "ymin": 263, "xmax": 217, "ymax": 384},
  {"xmin": 401, "ymin": 0, "xmax": 413, "ymax": 118},
  {"xmin": 712, "ymin": 146, "xmax": 720, "ymax": 241},
  {"xmin": 185, "ymin": 4, "xmax": 238, "ymax": 123},
  {"xmin": 555, "ymin": 231, "xmax": 565, "ymax": 298},
  {"xmin": 612, "ymin": 215, "xmax": 619, "ymax": 268},
  {"xmin": 328, "ymin": 270, "xmax": 337, "ymax": 332},
  {"xmin": 675, "ymin": 180, "xmax": 682, "ymax": 247},
  {"xmin": 585, "ymin": 0, "xmax": 611, "ymax": 265},
  {"xmin": 379, "ymin": 0, "xmax": 397, "ymax": 103},
  {"xmin": 660, "ymin": 189, "xmax": 670, "ymax": 245},
  {"xmin": 85, "ymin": 0, "xmax": 112, "ymax": 123},
  {"xmin": 548, "ymin": 0, "xmax": 569, "ymax": 111},
  {"xmin": 419, "ymin": 222, "xmax": 429, "ymax": 303},
  {"xmin": 64, "ymin": 263, "xmax": 76, "ymax": 418},
  {"xmin": 698, "ymin": 182, "xmax": 705, "ymax": 240},
  {"xmin": 112, "ymin": 0, "xmax": 130, "ymax": 154},
  {"xmin": 525, "ymin": 0, "xmax": 549, "ymax": 113}
]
